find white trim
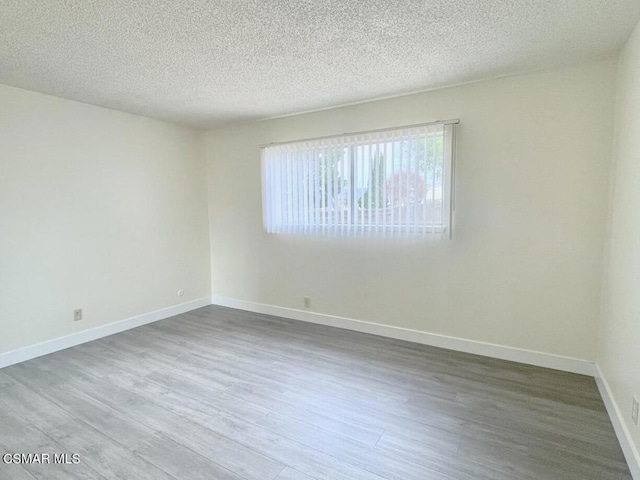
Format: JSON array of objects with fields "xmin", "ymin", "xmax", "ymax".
[
  {"xmin": 210, "ymin": 296, "xmax": 595, "ymax": 376},
  {"xmin": 258, "ymin": 119, "xmax": 459, "ymax": 147},
  {"xmin": 595, "ymin": 364, "xmax": 640, "ymax": 479},
  {"xmin": 0, "ymin": 297, "xmax": 211, "ymax": 369}
]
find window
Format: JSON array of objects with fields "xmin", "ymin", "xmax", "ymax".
[{"xmin": 261, "ymin": 121, "xmax": 457, "ymax": 237}]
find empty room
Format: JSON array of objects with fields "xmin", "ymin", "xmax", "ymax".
[{"xmin": 2, "ymin": 1, "xmax": 640, "ymax": 479}]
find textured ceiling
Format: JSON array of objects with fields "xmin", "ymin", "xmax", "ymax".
[{"xmin": 1, "ymin": 1, "xmax": 639, "ymax": 128}]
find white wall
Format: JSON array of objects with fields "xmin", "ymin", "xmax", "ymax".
[
  {"xmin": 0, "ymin": 84, "xmax": 211, "ymax": 355},
  {"xmin": 598, "ymin": 20, "xmax": 640, "ymax": 464},
  {"xmin": 205, "ymin": 58, "xmax": 616, "ymax": 362}
]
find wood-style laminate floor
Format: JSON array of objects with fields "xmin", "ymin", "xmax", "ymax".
[{"xmin": 0, "ymin": 305, "xmax": 632, "ymax": 480}]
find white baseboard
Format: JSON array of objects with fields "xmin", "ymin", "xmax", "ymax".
[
  {"xmin": 595, "ymin": 365, "xmax": 640, "ymax": 479},
  {"xmin": 210, "ymin": 296, "xmax": 595, "ymax": 376},
  {"xmin": 0, "ymin": 297, "xmax": 211, "ymax": 369}
]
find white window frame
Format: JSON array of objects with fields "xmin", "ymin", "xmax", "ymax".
[{"xmin": 261, "ymin": 120, "xmax": 458, "ymax": 237}]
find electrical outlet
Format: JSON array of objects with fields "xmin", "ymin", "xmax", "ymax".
[
  {"xmin": 632, "ymin": 397, "xmax": 639, "ymax": 426},
  {"xmin": 303, "ymin": 296, "xmax": 311, "ymax": 309},
  {"xmin": 73, "ymin": 309, "xmax": 83, "ymax": 321},
  {"xmin": 177, "ymin": 289, "xmax": 184, "ymax": 297}
]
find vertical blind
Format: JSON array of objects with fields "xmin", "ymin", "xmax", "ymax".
[{"xmin": 261, "ymin": 121, "xmax": 456, "ymax": 237}]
